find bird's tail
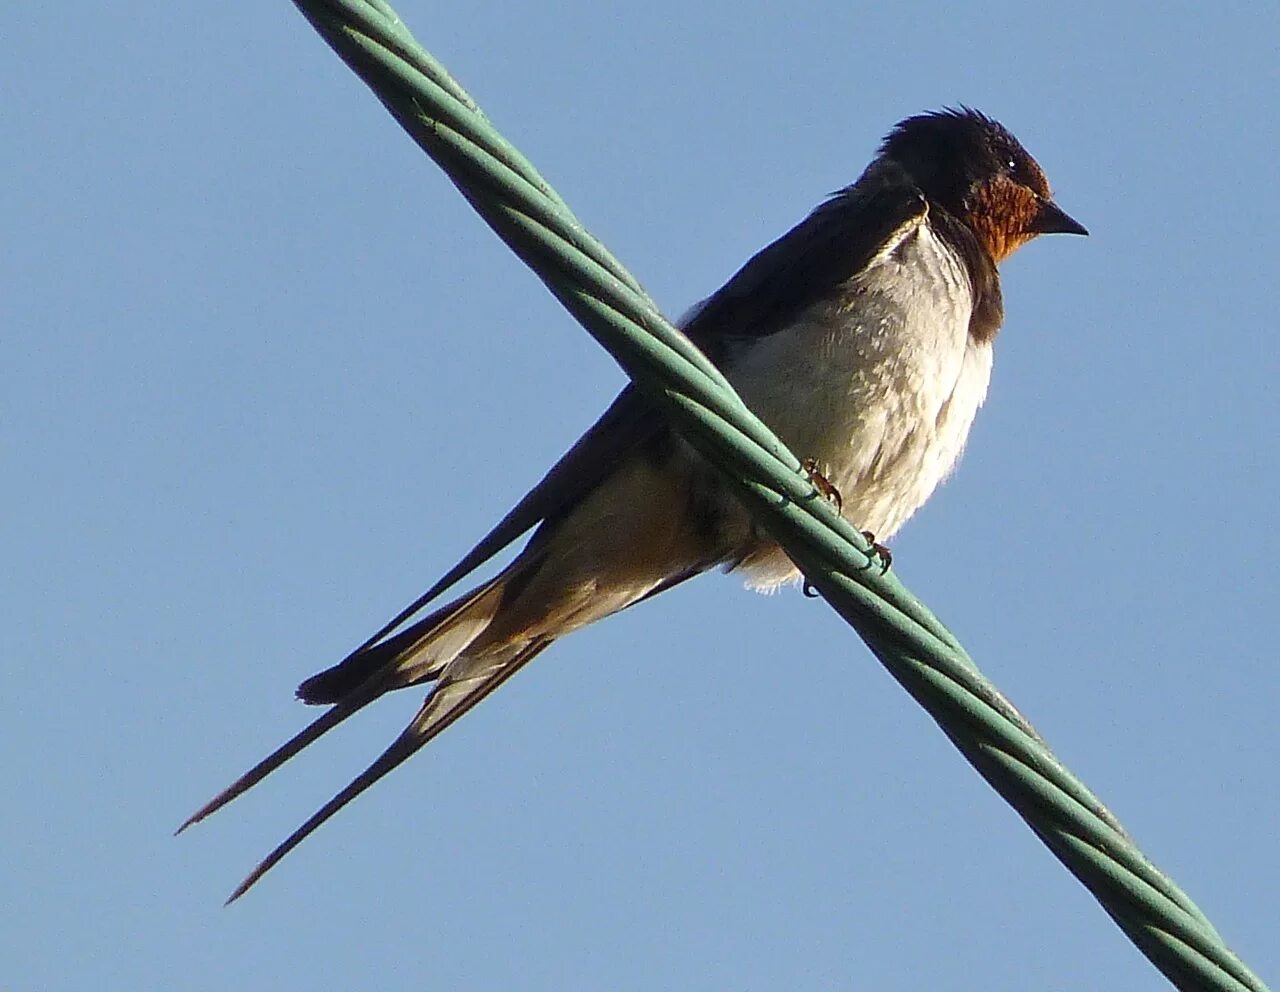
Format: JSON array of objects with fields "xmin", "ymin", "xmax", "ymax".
[
  {"xmin": 295, "ymin": 574, "xmax": 510, "ymax": 705},
  {"xmin": 177, "ymin": 563, "xmax": 554, "ymax": 901}
]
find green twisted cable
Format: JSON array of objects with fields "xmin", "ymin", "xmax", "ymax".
[{"xmin": 287, "ymin": 2, "xmax": 1268, "ymax": 989}]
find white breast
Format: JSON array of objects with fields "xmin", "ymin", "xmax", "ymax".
[{"xmin": 721, "ymin": 218, "xmax": 994, "ymax": 589}]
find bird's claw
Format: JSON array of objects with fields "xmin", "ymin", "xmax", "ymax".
[
  {"xmin": 796, "ymin": 461, "xmax": 890, "ymax": 593},
  {"xmin": 802, "ymin": 458, "xmax": 843, "ymax": 513},
  {"xmin": 862, "ymin": 530, "xmax": 892, "ymax": 573},
  {"xmin": 803, "ymin": 532, "xmax": 891, "ymax": 598},
  {"xmin": 800, "ymin": 459, "xmax": 840, "ymax": 598}
]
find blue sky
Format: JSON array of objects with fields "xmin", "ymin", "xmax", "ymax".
[{"xmin": 5, "ymin": 2, "xmax": 1278, "ymax": 989}]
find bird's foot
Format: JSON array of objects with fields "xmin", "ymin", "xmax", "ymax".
[
  {"xmin": 861, "ymin": 530, "xmax": 892, "ymax": 574},
  {"xmin": 802, "ymin": 530, "xmax": 892, "ymax": 597},
  {"xmin": 802, "ymin": 458, "xmax": 843, "ymax": 513}
]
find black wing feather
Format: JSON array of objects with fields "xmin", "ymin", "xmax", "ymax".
[
  {"xmin": 313, "ymin": 175, "xmax": 930, "ymax": 686},
  {"xmin": 681, "ymin": 175, "xmax": 928, "ymax": 359}
]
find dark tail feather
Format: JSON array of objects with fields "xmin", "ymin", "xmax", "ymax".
[
  {"xmin": 297, "ymin": 579, "xmax": 505, "ymax": 705},
  {"xmin": 176, "ymin": 683, "xmax": 386, "ymax": 835},
  {"xmin": 180, "ymin": 578, "xmax": 506, "ymax": 835},
  {"xmin": 225, "ymin": 636, "xmax": 555, "ymax": 903}
]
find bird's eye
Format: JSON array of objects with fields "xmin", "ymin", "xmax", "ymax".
[{"xmin": 1005, "ymin": 157, "xmax": 1018, "ymax": 173}]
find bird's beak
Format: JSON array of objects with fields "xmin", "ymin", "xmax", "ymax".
[{"xmin": 1032, "ymin": 198, "xmax": 1088, "ymax": 236}]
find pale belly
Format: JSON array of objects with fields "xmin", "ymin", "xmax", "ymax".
[{"xmin": 716, "ymin": 240, "xmax": 994, "ymax": 589}]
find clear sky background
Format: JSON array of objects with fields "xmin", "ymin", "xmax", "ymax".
[{"xmin": 4, "ymin": 2, "xmax": 1278, "ymax": 990}]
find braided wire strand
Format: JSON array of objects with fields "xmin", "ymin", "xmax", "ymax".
[{"xmin": 287, "ymin": 2, "xmax": 1269, "ymax": 989}]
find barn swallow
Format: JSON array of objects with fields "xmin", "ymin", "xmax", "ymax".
[{"xmin": 181, "ymin": 107, "xmax": 1086, "ymax": 900}]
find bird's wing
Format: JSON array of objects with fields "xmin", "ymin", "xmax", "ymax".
[
  {"xmin": 331, "ymin": 385, "xmax": 664, "ymax": 664},
  {"xmin": 297, "ymin": 178, "xmax": 931, "ymax": 699},
  {"xmin": 679, "ymin": 177, "xmax": 928, "ymax": 361},
  {"xmin": 350, "ymin": 177, "xmax": 931, "ymax": 650}
]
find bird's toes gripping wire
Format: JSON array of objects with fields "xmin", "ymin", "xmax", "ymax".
[
  {"xmin": 801, "ymin": 458, "xmax": 843, "ymax": 513},
  {"xmin": 798, "ymin": 459, "xmax": 889, "ymax": 591},
  {"xmin": 801, "ymin": 458, "xmax": 845, "ymax": 598},
  {"xmin": 861, "ymin": 531, "xmax": 892, "ymax": 574},
  {"xmin": 802, "ymin": 529, "xmax": 892, "ymax": 596}
]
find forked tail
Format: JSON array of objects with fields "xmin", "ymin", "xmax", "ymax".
[{"xmin": 178, "ymin": 567, "xmax": 554, "ymax": 901}]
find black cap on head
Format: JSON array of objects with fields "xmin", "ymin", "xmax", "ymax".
[{"xmin": 880, "ymin": 108, "xmax": 1046, "ymax": 216}]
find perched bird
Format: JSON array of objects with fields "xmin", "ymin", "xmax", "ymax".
[{"xmin": 181, "ymin": 107, "xmax": 1086, "ymax": 900}]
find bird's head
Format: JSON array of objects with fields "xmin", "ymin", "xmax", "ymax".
[{"xmin": 880, "ymin": 107, "xmax": 1087, "ymax": 262}]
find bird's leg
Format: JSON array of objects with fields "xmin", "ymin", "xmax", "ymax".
[
  {"xmin": 801, "ymin": 459, "xmax": 841, "ymax": 597},
  {"xmin": 801, "ymin": 458, "xmax": 843, "ymax": 512},
  {"xmin": 861, "ymin": 530, "xmax": 892, "ymax": 574},
  {"xmin": 803, "ymin": 530, "xmax": 892, "ymax": 596},
  {"xmin": 798, "ymin": 461, "xmax": 890, "ymax": 588}
]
